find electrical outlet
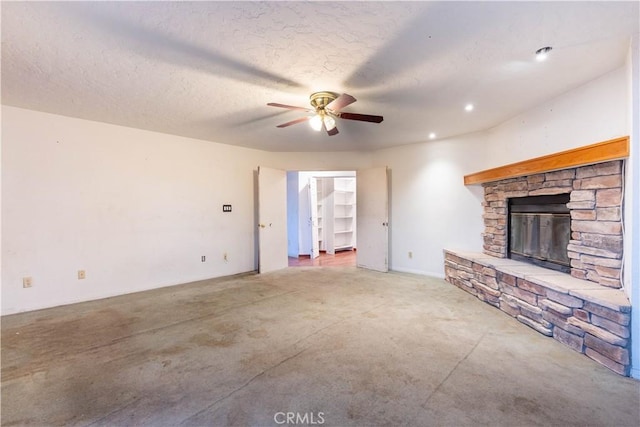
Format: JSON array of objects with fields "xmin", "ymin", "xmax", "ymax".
[
  {"xmin": 223, "ymin": 252, "xmax": 228, "ymax": 262},
  {"xmin": 408, "ymin": 251, "xmax": 413, "ymax": 259},
  {"xmin": 78, "ymin": 270, "xmax": 86, "ymax": 280},
  {"xmin": 201, "ymin": 256, "xmax": 206, "ymax": 262},
  {"xmin": 23, "ymin": 277, "xmax": 33, "ymax": 288}
]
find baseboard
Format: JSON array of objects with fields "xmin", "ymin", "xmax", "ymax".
[{"xmin": 390, "ymin": 267, "xmax": 445, "ymax": 279}]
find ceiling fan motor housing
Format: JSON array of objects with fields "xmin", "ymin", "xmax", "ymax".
[{"xmin": 310, "ymin": 91, "xmax": 338, "ymax": 112}]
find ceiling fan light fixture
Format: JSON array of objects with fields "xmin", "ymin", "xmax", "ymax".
[
  {"xmin": 268, "ymin": 91, "xmax": 383, "ymax": 136},
  {"xmin": 535, "ymin": 46, "xmax": 552, "ymax": 61},
  {"xmin": 323, "ymin": 115, "xmax": 336, "ymax": 131},
  {"xmin": 309, "ymin": 114, "xmax": 323, "ymax": 131}
]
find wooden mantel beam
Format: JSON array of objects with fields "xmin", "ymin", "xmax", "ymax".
[{"xmin": 464, "ymin": 136, "xmax": 630, "ymax": 185}]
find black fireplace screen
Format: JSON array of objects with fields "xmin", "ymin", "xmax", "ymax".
[{"xmin": 508, "ymin": 194, "xmax": 571, "ymax": 273}]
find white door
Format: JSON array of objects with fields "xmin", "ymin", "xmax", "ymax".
[
  {"xmin": 258, "ymin": 166, "xmax": 288, "ymax": 273},
  {"xmin": 308, "ymin": 177, "xmax": 320, "ymax": 259},
  {"xmin": 356, "ymin": 167, "xmax": 389, "ymax": 272}
]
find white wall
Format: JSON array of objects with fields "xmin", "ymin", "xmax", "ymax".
[
  {"xmin": 372, "ymin": 134, "xmax": 487, "ymax": 276},
  {"xmin": 374, "ymin": 65, "xmax": 630, "ymax": 279},
  {"xmin": 1, "ymin": 106, "xmax": 266, "ymax": 314},
  {"xmin": 300, "ymin": 171, "xmax": 357, "ymax": 178},
  {"xmin": 264, "ymin": 152, "xmax": 373, "ymax": 172},
  {"xmin": 485, "ymin": 67, "xmax": 629, "ymax": 166}
]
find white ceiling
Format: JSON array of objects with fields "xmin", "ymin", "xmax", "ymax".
[{"xmin": 2, "ymin": 1, "xmax": 638, "ymax": 152}]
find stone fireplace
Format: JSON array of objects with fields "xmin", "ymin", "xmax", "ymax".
[
  {"xmin": 483, "ymin": 160, "xmax": 623, "ymax": 288},
  {"xmin": 444, "ymin": 138, "xmax": 631, "ymax": 376}
]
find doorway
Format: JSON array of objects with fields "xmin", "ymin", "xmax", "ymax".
[
  {"xmin": 286, "ymin": 171, "xmax": 357, "ymax": 267},
  {"xmin": 258, "ymin": 166, "xmax": 388, "ymax": 273}
]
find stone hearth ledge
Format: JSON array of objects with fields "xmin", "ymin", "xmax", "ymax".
[
  {"xmin": 444, "ymin": 250, "xmax": 629, "ymax": 312},
  {"xmin": 443, "ymin": 248, "xmax": 631, "ymax": 375}
]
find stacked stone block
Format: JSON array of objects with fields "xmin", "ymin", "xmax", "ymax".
[
  {"xmin": 568, "ymin": 161, "xmax": 623, "ymax": 287},
  {"xmin": 482, "ymin": 160, "xmax": 623, "ymax": 288},
  {"xmin": 444, "ymin": 251, "xmax": 631, "ymax": 376}
]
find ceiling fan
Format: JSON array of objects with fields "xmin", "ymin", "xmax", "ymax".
[{"xmin": 267, "ymin": 92, "xmax": 383, "ymax": 136}]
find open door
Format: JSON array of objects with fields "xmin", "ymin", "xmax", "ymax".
[
  {"xmin": 258, "ymin": 166, "xmax": 288, "ymax": 273},
  {"xmin": 356, "ymin": 167, "xmax": 389, "ymax": 272},
  {"xmin": 308, "ymin": 177, "xmax": 320, "ymax": 259}
]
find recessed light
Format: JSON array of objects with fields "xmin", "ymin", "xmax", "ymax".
[
  {"xmin": 429, "ymin": 132, "xmax": 436, "ymax": 139},
  {"xmin": 535, "ymin": 46, "xmax": 552, "ymax": 62},
  {"xmin": 464, "ymin": 103, "xmax": 474, "ymax": 112}
]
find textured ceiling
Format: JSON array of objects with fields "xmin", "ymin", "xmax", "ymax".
[{"xmin": 2, "ymin": 1, "xmax": 638, "ymax": 152}]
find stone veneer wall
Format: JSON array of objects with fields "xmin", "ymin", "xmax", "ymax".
[
  {"xmin": 482, "ymin": 160, "xmax": 623, "ymax": 288},
  {"xmin": 444, "ymin": 250, "xmax": 631, "ymax": 375}
]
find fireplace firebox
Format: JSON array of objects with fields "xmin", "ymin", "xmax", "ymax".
[{"xmin": 508, "ymin": 194, "xmax": 571, "ymax": 273}]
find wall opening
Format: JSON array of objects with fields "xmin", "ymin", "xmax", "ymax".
[{"xmin": 286, "ymin": 171, "xmax": 357, "ymax": 267}]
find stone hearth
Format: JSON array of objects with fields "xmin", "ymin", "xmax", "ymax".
[{"xmin": 444, "ymin": 250, "xmax": 631, "ymax": 375}]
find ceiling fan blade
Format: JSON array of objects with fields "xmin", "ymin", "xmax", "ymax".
[
  {"xmin": 339, "ymin": 112, "xmax": 384, "ymax": 123},
  {"xmin": 276, "ymin": 116, "xmax": 311, "ymax": 128},
  {"xmin": 326, "ymin": 93, "xmax": 357, "ymax": 112},
  {"xmin": 326, "ymin": 125, "xmax": 339, "ymax": 136},
  {"xmin": 267, "ymin": 102, "xmax": 313, "ymax": 112}
]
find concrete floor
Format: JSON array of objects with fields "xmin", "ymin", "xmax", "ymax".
[{"xmin": 2, "ymin": 267, "xmax": 639, "ymax": 426}]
